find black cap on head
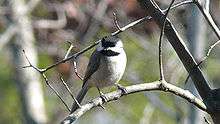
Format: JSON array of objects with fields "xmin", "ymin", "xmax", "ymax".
[{"xmin": 101, "ymin": 35, "xmax": 119, "ymax": 47}]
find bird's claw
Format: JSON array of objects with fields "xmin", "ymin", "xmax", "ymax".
[
  {"xmin": 116, "ymin": 84, "xmax": 127, "ymax": 94},
  {"xmin": 99, "ymin": 91, "xmax": 108, "ymax": 103}
]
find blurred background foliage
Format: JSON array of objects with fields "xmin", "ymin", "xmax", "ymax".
[{"xmin": 0, "ymin": 0, "xmax": 220, "ymax": 124}]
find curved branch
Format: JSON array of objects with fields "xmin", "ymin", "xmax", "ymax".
[
  {"xmin": 0, "ymin": 24, "xmax": 17, "ymax": 50},
  {"xmin": 61, "ymin": 80, "xmax": 207, "ymax": 124},
  {"xmin": 195, "ymin": 1, "xmax": 220, "ymax": 39},
  {"xmin": 158, "ymin": 0, "xmax": 175, "ymax": 80},
  {"xmin": 33, "ymin": 4, "xmax": 67, "ymax": 29},
  {"xmin": 137, "ymin": 0, "xmax": 211, "ymax": 100}
]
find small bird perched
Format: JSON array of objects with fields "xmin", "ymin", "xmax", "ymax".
[{"xmin": 71, "ymin": 35, "xmax": 127, "ymax": 113}]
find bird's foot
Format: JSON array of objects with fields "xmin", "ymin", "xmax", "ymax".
[
  {"xmin": 116, "ymin": 84, "xmax": 127, "ymax": 94},
  {"xmin": 99, "ymin": 91, "xmax": 108, "ymax": 103}
]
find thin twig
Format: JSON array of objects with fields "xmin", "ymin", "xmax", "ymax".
[
  {"xmin": 198, "ymin": 40, "xmax": 220, "ymax": 66},
  {"xmin": 138, "ymin": 0, "xmax": 211, "ymax": 100},
  {"xmin": 73, "ymin": 60, "xmax": 84, "ymax": 81},
  {"xmin": 35, "ymin": 16, "xmax": 152, "ymax": 72},
  {"xmin": 63, "ymin": 41, "xmax": 84, "ymax": 80},
  {"xmin": 22, "ymin": 50, "xmax": 71, "ymax": 112},
  {"xmin": 111, "ymin": 16, "xmax": 152, "ymax": 36},
  {"xmin": 24, "ymin": 0, "xmax": 192, "ymax": 74},
  {"xmin": 64, "ymin": 41, "xmax": 74, "ymax": 60},
  {"xmin": 168, "ymin": 0, "xmax": 193, "ymax": 11},
  {"xmin": 184, "ymin": 74, "xmax": 191, "ymax": 85},
  {"xmin": 158, "ymin": 0, "xmax": 175, "ymax": 80},
  {"xmin": 42, "ymin": 74, "xmax": 71, "ymax": 112},
  {"xmin": 113, "ymin": 12, "xmax": 122, "ymax": 31},
  {"xmin": 60, "ymin": 77, "xmax": 81, "ymax": 108},
  {"xmin": 42, "ymin": 41, "xmax": 100, "ymax": 72},
  {"xmin": 195, "ymin": 1, "xmax": 220, "ymax": 39},
  {"xmin": 184, "ymin": 40, "xmax": 220, "ymax": 85}
]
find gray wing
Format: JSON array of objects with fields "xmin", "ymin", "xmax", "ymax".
[{"xmin": 82, "ymin": 50, "xmax": 101, "ymax": 87}]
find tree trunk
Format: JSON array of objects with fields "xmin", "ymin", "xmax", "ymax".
[{"xmin": 11, "ymin": 0, "xmax": 47, "ymax": 123}]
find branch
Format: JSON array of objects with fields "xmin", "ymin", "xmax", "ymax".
[
  {"xmin": 61, "ymin": 80, "xmax": 207, "ymax": 124},
  {"xmin": 33, "ymin": 4, "xmax": 67, "ymax": 29},
  {"xmin": 26, "ymin": 0, "xmax": 41, "ymax": 12},
  {"xmin": 22, "ymin": 50, "xmax": 71, "ymax": 112},
  {"xmin": 111, "ymin": 16, "xmax": 152, "ymax": 35},
  {"xmin": 158, "ymin": 0, "xmax": 175, "ymax": 80},
  {"xmin": 60, "ymin": 77, "xmax": 81, "ymax": 108},
  {"xmin": 113, "ymin": 12, "xmax": 122, "ymax": 31},
  {"xmin": 195, "ymin": 1, "xmax": 220, "ymax": 39},
  {"xmin": 0, "ymin": 24, "xmax": 17, "ymax": 50},
  {"xmin": 111, "ymin": 0, "xmax": 193, "ymax": 36},
  {"xmin": 64, "ymin": 41, "xmax": 74, "ymax": 60},
  {"xmin": 33, "ymin": 16, "xmax": 154, "ymax": 73},
  {"xmin": 26, "ymin": 0, "xmax": 192, "ymax": 73},
  {"xmin": 137, "ymin": 0, "xmax": 211, "ymax": 100}
]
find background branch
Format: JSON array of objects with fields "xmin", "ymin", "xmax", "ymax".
[
  {"xmin": 0, "ymin": 24, "xmax": 17, "ymax": 50},
  {"xmin": 137, "ymin": 0, "xmax": 220, "ymax": 123},
  {"xmin": 137, "ymin": 0, "xmax": 211, "ymax": 100},
  {"xmin": 33, "ymin": 4, "xmax": 67, "ymax": 29}
]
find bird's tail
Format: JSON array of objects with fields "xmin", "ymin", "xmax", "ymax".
[{"xmin": 70, "ymin": 86, "xmax": 89, "ymax": 113}]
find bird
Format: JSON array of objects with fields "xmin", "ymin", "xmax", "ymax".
[{"xmin": 71, "ymin": 35, "xmax": 127, "ymax": 113}]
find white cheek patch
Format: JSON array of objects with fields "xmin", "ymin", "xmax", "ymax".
[
  {"xmin": 106, "ymin": 47, "xmax": 123, "ymax": 53},
  {"xmin": 116, "ymin": 40, "xmax": 123, "ymax": 48}
]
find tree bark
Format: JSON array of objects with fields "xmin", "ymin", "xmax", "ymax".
[{"xmin": 11, "ymin": 0, "xmax": 47, "ymax": 123}]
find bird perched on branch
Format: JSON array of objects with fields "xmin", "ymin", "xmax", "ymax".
[{"xmin": 71, "ymin": 35, "xmax": 127, "ymax": 113}]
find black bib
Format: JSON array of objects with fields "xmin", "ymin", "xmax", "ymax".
[{"xmin": 100, "ymin": 50, "xmax": 120, "ymax": 56}]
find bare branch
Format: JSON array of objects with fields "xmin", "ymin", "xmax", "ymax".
[
  {"xmin": 168, "ymin": 0, "xmax": 193, "ymax": 11},
  {"xmin": 64, "ymin": 41, "xmax": 74, "ymax": 60},
  {"xmin": 63, "ymin": 41, "xmax": 84, "ymax": 80},
  {"xmin": 73, "ymin": 60, "xmax": 84, "ymax": 81},
  {"xmin": 0, "ymin": 24, "xmax": 17, "ymax": 50},
  {"xmin": 35, "ymin": 15, "xmax": 154, "ymax": 72},
  {"xmin": 195, "ymin": 1, "xmax": 220, "ymax": 39},
  {"xmin": 185, "ymin": 40, "xmax": 220, "ymax": 85},
  {"xmin": 60, "ymin": 77, "xmax": 81, "ymax": 108},
  {"xmin": 26, "ymin": 0, "xmax": 41, "ymax": 12},
  {"xmin": 158, "ymin": 0, "xmax": 175, "ymax": 80},
  {"xmin": 198, "ymin": 40, "xmax": 220, "ymax": 66},
  {"xmin": 61, "ymin": 80, "xmax": 207, "ymax": 124},
  {"xmin": 26, "ymin": 0, "xmax": 193, "ymax": 73},
  {"xmin": 111, "ymin": 16, "xmax": 152, "ymax": 36},
  {"xmin": 22, "ymin": 50, "xmax": 70, "ymax": 112},
  {"xmin": 138, "ymin": 0, "xmax": 211, "ymax": 100},
  {"xmin": 33, "ymin": 4, "xmax": 67, "ymax": 29},
  {"xmin": 113, "ymin": 12, "xmax": 122, "ymax": 31},
  {"xmin": 111, "ymin": 0, "xmax": 192, "ymax": 36},
  {"xmin": 42, "ymin": 40, "xmax": 100, "ymax": 72}
]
